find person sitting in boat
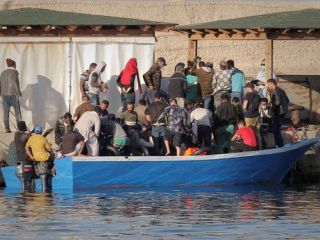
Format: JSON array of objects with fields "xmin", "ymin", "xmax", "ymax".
[
  {"xmin": 54, "ymin": 112, "xmax": 75, "ymax": 148},
  {"xmin": 14, "ymin": 121, "xmax": 35, "ymax": 192},
  {"xmin": 190, "ymin": 102, "xmax": 213, "ymax": 148},
  {"xmin": 215, "ymin": 93, "xmax": 239, "ymax": 153},
  {"xmin": 61, "ymin": 125, "xmax": 85, "ymax": 157},
  {"xmin": 25, "ymin": 125, "xmax": 55, "ymax": 193},
  {"xmin": 145, "ymin": 91, "xmax": 168, "ymax": 156},
  {"xmin": 157, "ymin": 98, "xmax": 187, "ymax": 156},
  {"xmin": 120, "ymin": 102, "xmax": 139, "ymax": 131},
  {"xmin": 231, "ymin": 120, "xmax": 258, "ymax": 152},
  {"xmin": 74, "ymin": 106, "xmax": 102, "ymax": 156},
  {"xmin": 102, "ymin": 114, "xmax": 128, "ymax": 152}
]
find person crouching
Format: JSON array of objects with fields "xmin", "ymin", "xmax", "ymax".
[
  {"xmin": 25, "ymin": 125, "xmax": 55, "ymax": 192},
  {"xmin": 231, "ymin": 121, "xmax": 258, "ymax": 152}
]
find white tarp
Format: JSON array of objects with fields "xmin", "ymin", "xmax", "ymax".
[{"xmin": 0, "ymin": 37, "xmax": 155, "ymax": 131}]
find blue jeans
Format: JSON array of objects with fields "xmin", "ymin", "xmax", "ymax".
[
  {"xmin": 121, "ymin": 92, "xmax": 135, "ymax": 112},
  {"xmin": 272, "ymin": 115, "xmax": 284, "ymax": 147},
  {"xmin": 2, "ymin": 95, "xmax": 21, "ymax": 130},
  {"xmin": 151, "ymin": 125, "xmax": 166, "ymax": 156},
  {"xmin": 203, "ymin": 96, "xmax": 211, "ymax": 110}
]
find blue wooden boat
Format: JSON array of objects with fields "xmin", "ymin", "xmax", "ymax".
[{"xmin": 1, "ymin": 138, "xmax": 319, "ymax": 192}]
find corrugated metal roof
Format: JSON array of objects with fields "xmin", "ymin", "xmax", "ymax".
[
  {"xmin": 0, "ymin": 8, "xmax": 172, "ymax": 26},
  {"xmin": 176, "ymin": 9, "xmax": 320, "ymax": 30}
]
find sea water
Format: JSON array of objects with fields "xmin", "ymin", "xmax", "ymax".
[{"xmin": 0, "ymin": 184, "xmax": 320, "ymax": 239}]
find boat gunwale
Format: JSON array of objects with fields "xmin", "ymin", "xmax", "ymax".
[{"xmin": 70, "ymin": 138, "xmax": 319, "ymax": 162}]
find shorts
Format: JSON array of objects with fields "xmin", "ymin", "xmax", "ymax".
[
  {"xmin": 165, "ymin": 131, "xmax": 182, "ymax": 147},
  {"xmin": 151, "ymin": 125, "xmax": 166, "ymax": 138}
]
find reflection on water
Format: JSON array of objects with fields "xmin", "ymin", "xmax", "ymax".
[{"xmin": 1, "ymin": 185, "xmax": 320, "ymax": 239}]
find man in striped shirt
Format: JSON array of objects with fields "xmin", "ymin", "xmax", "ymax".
[{"xmin": 0, "ymin": 58, "xmax": 22, "ymax": 133}]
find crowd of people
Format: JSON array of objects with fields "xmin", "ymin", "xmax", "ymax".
[{"xmin": 0, "ymin": 56, "xmax": 290, "ymax": 191}]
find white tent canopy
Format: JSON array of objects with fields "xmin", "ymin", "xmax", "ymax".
[{"xmin": 0, "ymin": 37, "xmax": 155, "ymax": 131}]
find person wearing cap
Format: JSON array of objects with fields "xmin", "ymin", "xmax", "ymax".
[
  {"xmin": 157, "ymin": 98, "xmax": 187, "ymax": 156},
  {"xmin": 212, "ymin": 59, "xmax": 234, "ymax": 109},
  {"xmin": 143, "ymin": 57, "xmax": 166, "ymax": 104},
  {"xmin": 227, "ymin": 59, "xmax": 245, "ymax": 103},
  {"xmin": 194, "ymin": 61, "xmax": 215, "ymax": 111},
  {"xmin": 168, "ymin": 63, "xmax": 187, "ymax": 108},
  {"xmin": 80, "ymin": 62, "xmax": 97, "ymax": 97},
  {"xmin": 54, "ymin": 112, "xmax": 75, "ymax": 147},
  {"xmin": 74, "ymin": 106, "xmax": 102, "ymax": 156},
  {"xmin": 87, "ymin": 61, "xmax": 108, "ymax": 105},
  {"xmin": 25, "ymin": 125, "xmax": 54, "ymax": 192},
  {"xmin": 243, "ymin": 82, "xmax": 260, "ymax": 128},
  {"xmin": 145, "ymin": 91, "xmax": 168, "ymax": 155},
  {"xmin": 0, "ymin": 58, "xmax": 22, "ymax": 133}
]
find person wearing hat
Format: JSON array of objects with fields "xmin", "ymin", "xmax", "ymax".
[
  {"xmin": 243, "ymin": 82, "xmax": 260, "ymax": 128},
  {"xmin": 143, "ymin": 57, "xmax": 166, "ymax": 104},
  {"xmin": 0, "ymin": 58, "xmax": 22, "ymax": 133},
  {"xmin": 145, "ymin": 91, "xmax": 168, "ymax": 155},
  {"xmin": 25, "ymin": 125, "xmax": 54, "ymax": 192},
  {"xmin": 212, "ymin": 59, "xmax": 234, "ymax": 109}
]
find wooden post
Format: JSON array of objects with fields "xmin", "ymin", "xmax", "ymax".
[
  {"xmin": 188, "ymin": 39, "xmax": 198, "ymax": 61},
  {"xmin": 264, "ymin": 38, "xmax": 274, "ymax": 80}
]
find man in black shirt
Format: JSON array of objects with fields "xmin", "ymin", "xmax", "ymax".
[
  {"xmin": 145, "ymin": 91, "xmax": 167, "ymax": 155},
  {"xmin": 267, "ymin": 79, "xmax": 289, "ymax": 147},
  {"xmin": 243, "ymin": 82, "xmax": 260, "ymax": 128}
]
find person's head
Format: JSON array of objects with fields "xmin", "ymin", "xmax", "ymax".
[
  {"xmin": 221, "ymin": 93, "xmax": 230, "ymax": 102},
  {"xmin": 153, "ymin": 91, "xmax": 162, "ymax": 102},
  {"xmin": 66, "ymin": 125, "xmax": 74, "ymax": 134},
  {"xmin": 237, "ymin": 120, "xmax": 246, "ymax": 129},
  {"xmin": 96, "ymin": 61, "xmax": 107, "ymax": 73},
  {"xmin": 169, "ymin": 98, "xmax": 177, "ymax": 106},
  {"xmin": 6, "ymin": 58, "xmax": 16, "ymax": 68},
  {"xmin": 267, "ymin": 78, "xmax": 277, "ymax": 90},
  {"xmin": 88, "ymin": 62, "xmax": 97, "ymax": 73},
  {"xmin": 127, "ymin": 102, "xmax": 135, "ymax": 112},
  {"xmin": 157, "ymin": 57, "xmax": 167, "ymax": 68},
  {"xmin": 17, "ymin": 121, "xmax": 27, "ymax": 132},
  {"xmin": 198, "ymin": 61, "xmax": 206, "ymax": 68},
  {"xmin": 139, "ymin": 99, "xmax": 146, "ymax": 106},
  {"xmin": 219, "ymin": 60, "xmax": 228, "ymax": 70},
  {"xmin": 34, "ymin": 125, "xmax": 43, "ymax": 134},
  {"xmin": 195, "ymin": 101, "xmax": 204, "ymax": 108},
  {"xmin": 194, "ymin": 56, "xmax": 201, "ymax": 64},
  {"xmin": 245, "ymin": 82, "xmax": 255, "ymax": 92},
  {"xmin": 187, "ymin": 60, "xmax": 195, "ymax": 68},
  {"xmin": 174, "ymin": 62, "xmax": 185, "ymax": 74},
  {"xmin": 260, "ymin": 98, "xmax": 268, "ymax": 108},
  {"xmin": 94, "ymin": 106, "xmax": 102, "ymax": 116},
  {"xmin": 206, "ymin": 62, "xmax": 213, "ymax": 71},
  {"xmin": 185, "ymin": 99, "xmax": 194, "ymax": 109},
  {"xmin": 82, "ymin": 95, "xmax": 90, "ymax": 103},
  {"xmin": 227, "ymin": 59, "xmax": 234, "ymax": 69},
  {"xmin": 232, "ymin": 97, "xmax": 240, "ymax": 104},
  {"xmin": 63, "ymin": 112, "xmax": 72, "ymax": 125},
  {"xmin": 100, "ymin": 100, "xmax": 109, "ymax": 110}
]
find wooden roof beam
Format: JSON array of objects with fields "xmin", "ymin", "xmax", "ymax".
[
  {"xmin": 0, "ymin": 26, "xmax": 7, "ymax": 30},
  {"xmin": 282, "ymin": 28, "xmax": 290, "ymax": 34},
  {"xmin": 306, "ymin": 28, "xmax": 315, "ymax": 35},
  {"xmin": 140, "ymin": 25, "xmax": 152, "ymax": 32},
  {"xmin": 233, "ymin": 29, "xmax": 246, "ymax": 34},
  {"xmin": 66, "ymin": 25, "xmax": 78, "ymax": 32},
  {"xmin": 90, "ymin": 25, "xmax": 102, "ymax": 32},
  {"xmin": 115, "ymin": 25, "xmax": 127, "ymax": 32},
  {"xmin": 42, "ymin": 25, "xmax": 53, "ymax": 32},
  {"xmin": 246, "ymin": 29, "xmax": 259, "ymax": 34},
  {"xmin": 17, "ymin": 25, "xmax": 31, "ymax": 31}
]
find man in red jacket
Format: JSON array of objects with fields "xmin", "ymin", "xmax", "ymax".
[{"xmin": 231, "ymin": 120, "xmax": 257, "ymax": 152}]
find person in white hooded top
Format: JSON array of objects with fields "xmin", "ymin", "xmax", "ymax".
[
  {"xmin": 75, "ymin": 106, "xmax": 102, "ymax": 156},
  {"xmin": 87, "ymin": 61, "xmax": 107, "ymax": 105}
]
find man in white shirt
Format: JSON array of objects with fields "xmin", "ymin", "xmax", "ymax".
[
  {"xmin": 190, "ymin": 102, "xmax": 213, "ymax": 147},
  {"xmin": 75, "ymin": 106, "xmax": 102, "ymax": 156}
]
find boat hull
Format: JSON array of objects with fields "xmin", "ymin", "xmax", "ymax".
[{"xmin": 1, "ymin": 138, "xmax": 318, "ymax": 192}]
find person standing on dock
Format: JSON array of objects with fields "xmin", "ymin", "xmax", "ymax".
[
  {"xmin": 267, "ymin": 79, "xmax": 289, "ymax": 148},
  {"xmin": 0, "ymin": 58, "xmax": 22, "ymax": 133},
  {"xmin": 87, "ymin": 61, "xmax": 107, "ymax": 106},
  {"xmin": 80, "ymin": 62, "xmax": 97, "ymax": 98}
]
